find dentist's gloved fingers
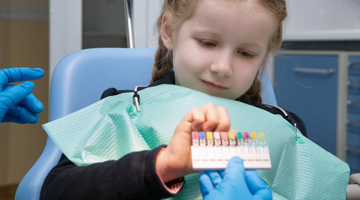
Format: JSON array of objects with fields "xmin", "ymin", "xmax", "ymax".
[
  {"xmin": 0, "ymin": 68, "xmax": 44, "ymax": 90},
  {"xmin": 2, "ymin": 113, "xmax": 27, "ymax": 124},
  {"xmin": 20, "ymin": 93, "xmax": 44, "ymax": 113},
  {"xmin": 7, "ymin": 105, "xmax": 39, "ymax": 124},
  {"xmin": 218, "ymin": 169, "xmax": 225, "ymax": 179},
  {"xmin": 0, "ymin": 82, "xmax": 34, "ymax": 107},
  {"xmin": 245, "ymin": 170, "xmax": 272, "ymax": 200},
  {"xmin": 4, "ymin": 85, "xmax": 44, "ymax": 113},
  {"xmin": 224, "ymin": 156, "xmax": 272, "ymax": 200},
  {"xmin": 223, "ymin": 156, "xmax": 246, "ymax": 182},
  {"xmin": 206, "ymin": 170, "xmax": 223, "ymax": 188},
  {"xmin": 199, "ymin": 171, "xmax": 215, "ymax": 196},
  {"xmin": 0, "ymin": 82, "xmax": 34, "ymax": 122},
  {"xmin": 244, "ymin": 170, "xmax": 268, "ymax": 192}
]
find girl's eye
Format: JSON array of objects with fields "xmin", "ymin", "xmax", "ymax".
[
  {"xmin": 238, "ymin": 50, "xmax": 253, "ymax": 57},
  {"xmin": 198, "ymin": 40, "xmax": 216, "ymax": 47}
]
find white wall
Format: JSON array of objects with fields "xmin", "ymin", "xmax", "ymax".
[
  {"xmin": 133, "ymin": 0, "xmax": 360, "ymax": 46},
  {"xmin": 284, "ymin": 0, "xmax": 360, "ymax": 40},
  {"xmin": 49, "ymin": 0, "xmax": 82, "ymax": 81},
  {"xmin": 133, "ymin": 0, "xmax": 162, "ymax": 48}
]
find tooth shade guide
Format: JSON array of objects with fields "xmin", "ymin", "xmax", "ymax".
[{"xmin": 191, "ymin": 131, "xmax": 271, "ymax": 170}]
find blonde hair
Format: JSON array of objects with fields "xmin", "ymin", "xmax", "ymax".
[{"xmin": 150, "ymin": 0, "xmax": 287, "ymax": 104}]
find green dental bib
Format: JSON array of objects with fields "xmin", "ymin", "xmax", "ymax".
[{"xmin": 43, "ymin": 84, "xmax": 349, "ymax": 200}]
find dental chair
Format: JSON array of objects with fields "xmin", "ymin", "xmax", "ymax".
[{"xmin": 14, "ymin": 47, "xmax": 278, "ymax": 200}]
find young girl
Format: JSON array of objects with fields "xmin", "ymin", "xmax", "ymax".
[{"xmin": 41, "ymin": 0, "xmax": 306, "ymax": 199}]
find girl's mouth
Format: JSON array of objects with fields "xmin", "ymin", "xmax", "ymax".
[{"xmin": 202, "ymin": 80, "xmax": 228, "ymax": 91}]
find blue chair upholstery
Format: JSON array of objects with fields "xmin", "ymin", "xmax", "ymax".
[{"xmin": 15, "ymin": 48, "xmax": 277, "ymax": 200}]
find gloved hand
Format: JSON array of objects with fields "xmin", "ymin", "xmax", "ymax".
[
  {"xmin": 0, "ymin": 67, "xmax": 44, "ymax": 124},
  {"xmin": 199, "ymin": 156, "xmax": 272, "ymax": 200}
]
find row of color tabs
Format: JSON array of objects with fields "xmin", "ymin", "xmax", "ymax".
[
  {"xmin": 191, "ymin": 131, "xmax": 266, "ymax": 147},
  {"xmin": 191, "ymin": 131, "xmax": 271, "ymax": 170}
]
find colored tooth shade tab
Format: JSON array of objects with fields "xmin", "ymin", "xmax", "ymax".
[
  {"xmin": 199, "ymin": 132, "xmax": 206, "ymax": 139},
  {"xmin": 199, "ymin": 132, "xmax": 206, "ymax": 146},
  {"xmin": 206, "ymin": 132, "xmax": 213, "ymax": 146},
  {"xmin": 244, "ymin": 132, "xmax": 250, "ymax": 139},
  {"xmin": 251, "ymin": 132, "xmax": 257, "ymax": 139},
  {"xmin": 191, "ymin": 131, "xmax": 271, "ymax": 170},
  {"xmin": 221, "ymin": 132, "xmax": 229, "ymax": 146},
  {"xmin": 192, "ymin": 132, "xmax": 199, "ymax": 146}
]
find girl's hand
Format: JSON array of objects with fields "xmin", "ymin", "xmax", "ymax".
[{"xmin": 155, "ymin": 102, "xmax": 231, "ymax": 183}]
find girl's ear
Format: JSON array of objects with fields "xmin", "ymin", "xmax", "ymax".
[{"xmin": 161, "ymin": 13, "xmax": 174, "ymax": 50}]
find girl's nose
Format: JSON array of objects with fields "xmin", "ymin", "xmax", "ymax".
[{"xmin": 209, "ymin": 52, "xmax": 233, "ymax": 77}]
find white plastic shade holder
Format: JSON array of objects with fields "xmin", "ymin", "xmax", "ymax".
[{"xmin": 191, "ymin": 131, "xmax": 271, "ymax": 170}]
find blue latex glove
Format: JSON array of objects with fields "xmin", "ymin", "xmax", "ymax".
[
  {"xmin": 199, "ymin": 156, "xmax": 272, "ymax": 200},
  {"xmin": 0, "ymin": 68, "xmax": 44, "ymax": 124}
]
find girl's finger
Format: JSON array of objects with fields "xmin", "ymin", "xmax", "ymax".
[
  {"xmin": 181, "ymin": 106, "xmax": 205, "ymax": 132},
  {"xmin": 214, "ymin": 106, "xmax": 231, "ymax": 132},
  {"xmin": 201, "ymin": 103, "xmax": 219, "ymax": 131}
]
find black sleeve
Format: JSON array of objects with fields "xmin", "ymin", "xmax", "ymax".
[
  {"xmin": 101, "ymin": 88, "xmax": 133, "ymax": 99},
  {"xmin": 40, "ymin": 145, "xmax": 181, "ymax": 200}
]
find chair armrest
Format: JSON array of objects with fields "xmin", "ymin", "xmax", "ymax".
[
  {"xmin": 347, "ymin": 184, "xmax": 360, "ymax": 200},
  {"xmin": 349, "ymin": 173, "xmax": 360, "ymax": 185},
  {"xmin": 347, "ymin": 173, "xmax": 360, "ymax": 200}
]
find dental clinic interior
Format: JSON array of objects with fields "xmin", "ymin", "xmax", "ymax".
[{"xmin": 1, "ymin": 0, "xmax": 360, "ymax": 199}]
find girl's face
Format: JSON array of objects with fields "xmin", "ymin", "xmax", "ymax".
[{"xmin": 161, "ymin": 0, "xmax": 277, "ymax": 100}]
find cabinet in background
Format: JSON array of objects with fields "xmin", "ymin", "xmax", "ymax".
[
  {"xmin": 347, "ymin": 55, "xmax": 360, "ymax": 174},
  {"xmin": 274, "ymin": 51, "xmax": 360, "ymax": 174},
  {"xmin": 275, "ymin": 53, "xmax": 339, "ymax": 155}
]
